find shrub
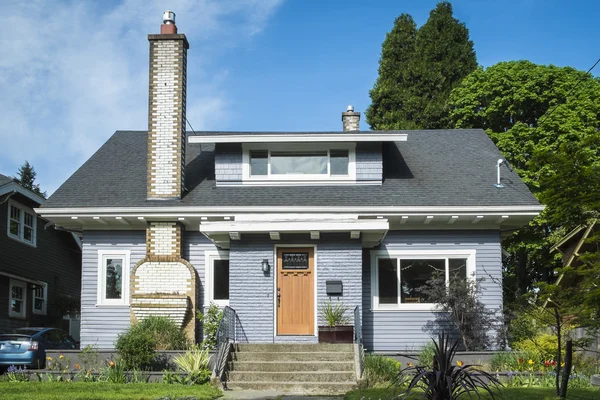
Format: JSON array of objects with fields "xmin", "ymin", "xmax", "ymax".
[
  {"xmin": 363, "ymin": 354, "xmax": 401, "ymax": 386},
  {"xmin": 132, "ymin": 316, "xmax": 188, "ymax": 350},
  {"xmin": 490, "ymin": 350, "xmax": 543, "ymax": 372},
  {"xmin": 512, "ymin": 332, "xmax": 561, "ymax": 361},
  {"xmin": 115, "ymin": 331, "xmax": 156, "ymax": 370},
  {"xmin": 197, "ymin": 303, "xmax": 223, "ymax": 350},
  {"xmin": 390, "ymin": 332, "xmax": 501, "ymax": 400},
  {"xmin": 173, "ymin": 345, "xmax": 210, "ymax": 373},
  {"xmin": 417, "ymin": 341, "xmax": 437, "ymax": 367},
  {"xmin": 420, "ymin": 272, "xmax": 498, "ymax": 351}
]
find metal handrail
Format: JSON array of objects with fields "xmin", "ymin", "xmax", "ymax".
[
  {"xmin": 354, "ymin": 305, "xmax": 364, "ymax": 378},
  {"xmin": 214, "ymin": 306, "xmax": 237, "ymax": 385}
]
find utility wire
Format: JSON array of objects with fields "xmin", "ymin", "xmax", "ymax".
[
  {"xmin": 538, "ymin": 57, "xmax": 600, "ymax": 125},
  {"xmin": 186, "ymin": 118, "xmax": 198, "ymax": 136}
]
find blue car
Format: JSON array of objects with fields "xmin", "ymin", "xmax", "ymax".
[{"xmin": 0, "ymin": 328, "xmax": 77, "ymax": 369}]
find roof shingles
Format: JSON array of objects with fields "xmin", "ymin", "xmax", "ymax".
[{"xmin": 43, "ymin": 129, "xmax": 539, "ymax": 208}]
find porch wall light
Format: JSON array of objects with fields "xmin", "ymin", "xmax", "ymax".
[{"xmin": 261, "ymin": 259, "xmax": 270, "ymax": 273}]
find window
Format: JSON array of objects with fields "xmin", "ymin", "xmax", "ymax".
[
  {"xmin": 32, "ymin": 283, "xmax": 48, "ymax": 315},
  {"xmin": 97, "ymin": 250, "xmax": 130, "ymax": 305},
  {"xmin": 370, "ymin": 250, "xmax": 475, "ymax": 311},
  {"xmin": 243, "ymin": 144, "xmax": 356, "ymax": 182},
  {"xmin": 9, "ymin": 279, "xmax": 27, "ymax": 318},
  {"xmin": 7, "ymin": 200, "xmax": 37, "ymax": 246},
  {"xmin": 205, "ymin": 250, "xmax": 230, "ymax": 307}
]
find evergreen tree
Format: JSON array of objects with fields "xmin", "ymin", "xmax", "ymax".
[
  {"xmin": 14, "ymin": 161, "xmax": 46, "ymax": 198},
  {"xmin": 366, "ymin": 1, "xmax": 477, "ymax": 130},
  {"xmin": 365, "ymin": 14, "xmax": 417, "ymax": 130}
]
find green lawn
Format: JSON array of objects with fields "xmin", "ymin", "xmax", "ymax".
[
  {"xmin": 0, "ymin": 382, "xmax": 222, "ymax": 400},
  {"xmin": 345, "ymin": 387, "xmax": 600, "ymax": 400}
]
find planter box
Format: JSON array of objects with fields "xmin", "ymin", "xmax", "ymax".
[{"xmin": 318, "ymin": 325, "xmax": 353, "ymax": 344}]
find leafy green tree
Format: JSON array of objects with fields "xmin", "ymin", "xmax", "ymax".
[
  {"xmin": 366, "ymin": 1, "xmax": 477, "ymax": 130},
  {"xmin": 14, "ymin": 161, "xmax": 46, "ymax": 198},
  {"xmin": 448, "ymin": 60, "xmax": 600, "ymax": 303}
]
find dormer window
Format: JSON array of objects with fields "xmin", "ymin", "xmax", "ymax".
[{"xmin": 243, "ymin": 144, "xmax": 355, "ymax": 184}]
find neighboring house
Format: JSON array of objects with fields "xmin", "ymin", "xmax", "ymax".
[
  {"xmin": 0, "ymin": 173, "xmax": 82, "ymax": 338},
  {"xmin": 38, "ymin": 15, "xmax": 543, "ymax": 351}
]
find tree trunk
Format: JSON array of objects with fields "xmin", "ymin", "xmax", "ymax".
[
  {"xmin": 555, "ymin": 309, "xmax": 561, "ymax": 397},
  {"xmin": 559, "ymin": 340, "xmax": 573, "ymax": 399}
]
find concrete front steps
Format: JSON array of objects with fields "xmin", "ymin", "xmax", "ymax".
[{"xmin": 226, "ymin": 343, "xmax": 357, "ymax": 394}]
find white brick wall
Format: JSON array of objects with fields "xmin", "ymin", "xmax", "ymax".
[
  {"xmin": 148, "ymin": 39, "xmax": 186, "ymax": 198},
  {"xmin": 135, "ymin": 262, "xmax": 191, "ymax": 294},
  {"xmin": 149, "ymin": 222, "xmax": 178, "ymax": 255}
]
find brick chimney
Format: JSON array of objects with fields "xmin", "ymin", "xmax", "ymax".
[
  {"xmin": 147, "ymin": 11, "xmax": 189, "ymax": 199},
  {"xmin": 342, "ymin": 105, "xmax": 360, "ymax": 131}
]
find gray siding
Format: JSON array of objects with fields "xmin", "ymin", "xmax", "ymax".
[
  {"xmin": 214, "ymin": 143, "xmax": 243, "ymax": 181},
  {"xmin": 356, "ymin": 142, "xmax": 382, "ymax": 181},
  {"xmin": 229, "ymin": 235, "xmax": 363, "ymax": 343},
  {"xmin": 81, "ymin": 230, "xmax": 217, "ymax": 348},
  {"xmin": 362, "ymin": 230, "xmax": 503, "ymax": 352},
  {"xmin": 80, "ymin": 231, "xmax": 146, "ymax": 349}
]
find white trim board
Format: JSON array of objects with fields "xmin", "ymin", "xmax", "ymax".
[
  {"xmin": 204, "ymin": 250, "xmax": 230, "ymax": 308},
  {"xmin": 189, "ymin": 133, "xmax": 408, "ymax": 144}
]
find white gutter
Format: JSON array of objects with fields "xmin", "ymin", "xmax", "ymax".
[
  {"xmin": 36, "ymin": 205, "xmax": 545, "ymax": 216},
  {"xmin": 188, "ymin": 133, "xmax": 408, "ymax": 144},
  {"xmin": 0, "ymin": 271, "xmax": 47, "ymax": 286}
]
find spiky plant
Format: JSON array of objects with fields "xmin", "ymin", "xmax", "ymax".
[{"xmin": 390, "ymin": 332, "xmax": 501, "ymax": 399}]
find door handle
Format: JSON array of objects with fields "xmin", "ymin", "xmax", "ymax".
[{"xmin": 277, "ymin": 287, "xmax": 281, "ymax": 307}]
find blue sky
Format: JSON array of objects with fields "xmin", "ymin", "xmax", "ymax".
[{"xmin": 1, "ymin": 0, "xmax": 598, "ymax": 194}]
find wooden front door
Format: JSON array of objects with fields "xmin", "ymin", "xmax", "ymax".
[{"xmin": 277, "ymin": 247, "xmax": 314, "ymax": 335}]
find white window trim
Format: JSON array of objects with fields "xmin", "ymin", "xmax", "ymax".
[
  {"xmin": 9, "ymin": 279, "xmax": 27, "ymax": 318},
  {"xmin": 7, "ymin": 199, "xmax": 37, "ymax": 247},
  {"xmin": 242, "ymin": 143, "xmax": 356, "ymax": 183},
  {"xmin": 205, "ymin": 250, "xmax": 230, "ymax": 308},
  {"xmin": 370, "ymin": 249, "xmax": 476, "ymax": 312},
  {"xmin": 32, "ymin": 282, "xmax": 48, "ymax": 315},
  {"xmin": 97, "ymin": 250, "xmax": 130, "ymax": 306}
]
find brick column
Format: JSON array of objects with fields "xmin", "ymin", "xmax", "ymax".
[{"xmin": 147, "ymin": 33, "xmax": 189, "ymax": 199}]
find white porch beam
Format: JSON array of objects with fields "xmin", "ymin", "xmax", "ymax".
[
  {"xmin": 310, "ymin": 231, "xmax": 320, "ymax": 240},
  {"xmin": 400, "ymin": 216, "xmax": 408, "ymax": 224},
  {"xmin": 115, "ymin": 217, "xmax": 130, "ymax": 225},
  {"xmin": 229, "ymin": 232, "xmax": 240, "ymax": 240},
  {"xmin": 269, "ymin": 232, "xmax": 280, "ymax": 240},
  {"xmin": 424, "ymin": 216, "xmax": 434, "ymax": 224},
  {"xmin": 495, "ymin": 215, "xmax": 509, "ymax": 224},
  {"xmin": 350, "ymin": 231, "xmax": 360, "ymax": 239},
  {"xmin": 93, "ymin": 216, "xmax": 108, "ymax": 225},
  {"xmin": 448, "ymin": 216, "xmax": 459, "ymax": 225},
  {"xmin": 471, "ymin": 216, "xmax": 484, "ymax": 224}
]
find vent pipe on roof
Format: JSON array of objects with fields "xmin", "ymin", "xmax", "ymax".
[
  {"xmin": 161, "ymin": 10, "xmax": 177, "ymax": 34},
  {"xmin": 494, "ymin": 159, "xmax": 505, "ymax": 188}
]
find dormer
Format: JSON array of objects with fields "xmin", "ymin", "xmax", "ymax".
[{"xmin": 188, "ymin": 107, "xmax": 407, "ymax": 187}]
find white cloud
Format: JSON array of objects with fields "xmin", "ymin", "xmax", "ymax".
[{"xmin": 0, "ymin": 0, "xmax": 282, "ymax": 194}]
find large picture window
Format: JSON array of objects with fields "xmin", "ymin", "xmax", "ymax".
[
  {"xmin": 370, "ymin": 250, "xmax": 475, "ymax": 311},
  {"xmin": 7, "ymin": 200, "xmax": 37, "ymax": 246},
  {"xmin": 97, "ymin": 250, "xmax": 130, "ymax": 305},
  {"xmin": 205, "ymin": 250, "xmax": 230, "ymax": 307},
  {"xmin": 243, "ymin": 144, "xmax": 356, "ymax": 183}
]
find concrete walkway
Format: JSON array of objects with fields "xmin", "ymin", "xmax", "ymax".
[{"xmin": 220, "ymin": 389, "xmax": 342, "ymax": 400}]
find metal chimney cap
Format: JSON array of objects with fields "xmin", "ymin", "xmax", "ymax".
[
  {"xmin": 346, "ymin": 105, "xmax": 354, "ymax": 112},
  {"xmin": 163, "ymin": 10, "xmax": 176, "ymax": 25}
]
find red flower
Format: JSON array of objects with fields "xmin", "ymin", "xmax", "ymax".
[
  {"xmin": 544, "ymin": 360, "xmax": 550, "ymax": 367},
  {"xmin": 551, "ymin": 360, "xmax": 557, "ymax": 366},
  {"xmin": 519, "ymin": 358, "xmax": 524, "ymax": 364}
]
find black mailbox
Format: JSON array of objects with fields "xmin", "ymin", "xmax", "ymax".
[{"xmin": 326, "ymin": 280, "xmax": 343, "ymax": 296}]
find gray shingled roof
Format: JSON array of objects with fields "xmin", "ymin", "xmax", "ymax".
[
  {"xmin": 0, "ymin": 173, "xmax": 14, "ymax": 187},
  {"xmin": 43, "ymin": 129, "xmax": 539, "ymax": 208}
]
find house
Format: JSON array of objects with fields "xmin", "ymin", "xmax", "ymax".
[
  {"xmin": 38, "ymin": 13, "xmax": 543, "ymax": 352},
  {"xmin": 0, "ymin": 173, "xmax": 82, "ymax": 338}
]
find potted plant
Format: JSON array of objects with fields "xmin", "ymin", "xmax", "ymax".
[{"xmin": 318, "ymin": 301, "xmax": 353, "ymax": 343}]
